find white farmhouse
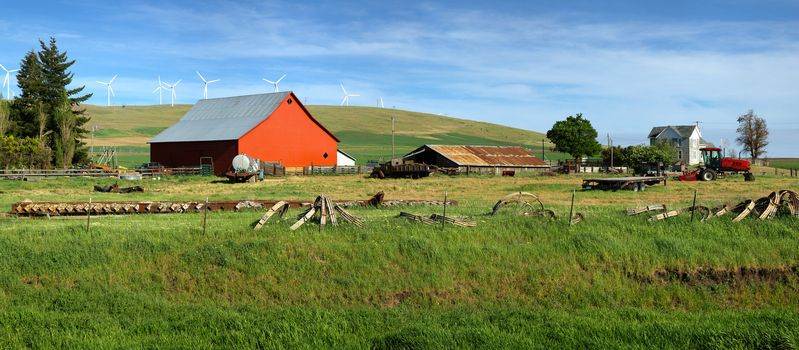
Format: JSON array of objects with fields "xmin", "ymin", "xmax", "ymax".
[{"xmin": 648, "ymin": 125, "xmax": 713, "ymax": 165}]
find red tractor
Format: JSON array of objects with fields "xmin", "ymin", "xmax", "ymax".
[{"xmin": 678, "ymin": 147, "xmax": 754, "ymax": 181}]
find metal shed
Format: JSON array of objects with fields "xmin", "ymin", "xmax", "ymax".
[{"xmin": 403, "ymin": 145, "xmax": 549, "ymax": 174}]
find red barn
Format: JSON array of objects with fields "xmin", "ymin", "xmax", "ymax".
[{"xmin": 149, "ymin": 92, "xmax": 339, "ymax": 175}]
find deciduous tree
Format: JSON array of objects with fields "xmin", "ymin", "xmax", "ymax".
[
  {"xmin": 54, "ymin": 94, "xmax": 77, "ymax": 168},
  {"xmin": 736, "ymin": 110, "xmax": 768, "ymax": 160},
  {"xmin": 546, "ymin": 113, "xmax": 602, "ymax": 171},
  {"xmin": 0, "ymin": 100, "xmax": 10, "ymax": 136}
]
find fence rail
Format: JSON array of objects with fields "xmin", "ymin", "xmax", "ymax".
[
  {"xmin": 0, "ymin": 169, "xmax": 119, "ymax": 178},
  {"xmin": 283, "ymin": 166, "xmax": 373, "ymax": 175},
  {"xmin": 0, "ymin": 166, "xmax": 210, "ymax": 179}
]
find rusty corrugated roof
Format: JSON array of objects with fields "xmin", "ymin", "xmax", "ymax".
[{"xmin": 427, "ymin": 145, "xmax": 547, "ymax": 167}]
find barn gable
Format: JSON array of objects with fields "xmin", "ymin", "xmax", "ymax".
[{"xmin": 238, "ymin": 94, "xmax": 339, "ymax": 167}]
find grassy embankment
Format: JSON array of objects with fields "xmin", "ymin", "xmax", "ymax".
[
  {"xmin": 769, "ymin": 158, "xmax": 799, "ymax": 171},
  {"xmin": 82, "ymin": 104, "xmax": 568, "ymax": 168},
  {"xmin": 0, "ymin": 173, "xmax": 797, "ymax": 347}
]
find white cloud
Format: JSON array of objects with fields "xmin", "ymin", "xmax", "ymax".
[{"xmin": 5, "ymin": 3, "xmax": 798, "ymax": 155}]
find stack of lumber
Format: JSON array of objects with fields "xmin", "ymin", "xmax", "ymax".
[
  {"xmin": 253, "ymin": 201, "xmax": 290, "ymax": 230},
  {"xmin": 646, "ymin": 190, "xmax": 798, "ymax": 223},
  {"xmin": 627, "ymin": 204, "xmax": 666, "ymax": 216},
  {"xmin": 290, "ymin": 195, "xmax": 363, "ymax": 231},
  {"xmin": 399, "ymin": 212, "xmax": 476, "ymax": 227},
  {"xmin": 398, "ymin": 212, "xmax": 436, "ymax": 225}
]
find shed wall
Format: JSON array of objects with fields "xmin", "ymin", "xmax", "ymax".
[
  {"xmin": 459, "ymin": 166, "xmax": 550, "ymax": 174},
  {"xmin": 336, "ymin": 151, "xmax": 356, "ymax": 166},
  {"xmin": 150, "ymin": 140, "xmax": 238, "ymax": 176},
  {"xmin": 405, "ymin": 147, "xmax": 458, "ymax": 167}
]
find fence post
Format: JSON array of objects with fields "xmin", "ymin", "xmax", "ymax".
[
  {"xmin": 202, "ymin": 197, "xmax": 209, "ymax": 235},
  {"xmin": 568, "ymin": 189, "xmax": 575, "ymax": 226},
  {"xmin": 690, "ymin": 189, "xmax": 698, "ymax": 223},
  {"xmin": 441, "ymin": 191, "xmax": 448, "ymax": 232},
  {"xmin": 86, "ymin": 197, "xmax": 92, "ymax": 233}
]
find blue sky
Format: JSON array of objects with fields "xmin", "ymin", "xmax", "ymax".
[{"xmin": 1, "ymin": 0, "xmax": 798, "ymax": 156}]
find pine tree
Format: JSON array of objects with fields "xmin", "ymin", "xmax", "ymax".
[
  {"xmin": 11, "ymin": 50, "xmax": 45, "ymax": 137},
  {"xmin": 11, "ymin": 37, "xmax": 92, "ymax": 166}
]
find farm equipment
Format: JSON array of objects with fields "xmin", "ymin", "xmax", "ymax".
[
  {"xmin": 678, "ymin": 147, "xmax": 754, "ymax": 182},
  {"xmin": 225, "ymin": 154, "xmax": 264, "ymax": 183},
  {"xmin": 370, "ymin": 159, "xmax": 432, "ymax": 179},
  {"xmin": 582, "ymin": 176, "xmax": 666, "ymax": 191},
  {"xmin": 93, "ymin": 183, "xmax": 144, "ymax": 193}
]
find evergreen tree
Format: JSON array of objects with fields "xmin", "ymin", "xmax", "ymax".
[
  {"xmin": 11, "ymin": 50, "xmax": 45, "ymax": 137},
  {"xmin": 11, "ymin": 37, "xmax": 92, "ymax": 166}
]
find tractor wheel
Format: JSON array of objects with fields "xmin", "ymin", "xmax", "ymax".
[
  {"xmin": 699, "ymin": 169, "xmax": 717, "ymax": 181},
  {"xmin": 744, "ymin": 172, "xmax": 755, "ymax": 182}
]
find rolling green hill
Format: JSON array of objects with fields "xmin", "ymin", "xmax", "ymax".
[{"xmin": 83, "ymin": 104, "xmax": 561, "ymax": 166}]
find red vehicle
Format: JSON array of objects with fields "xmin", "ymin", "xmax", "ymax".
[{"xmin": 679, "ymin": 147, "xmax": 754, "ymax": 181}]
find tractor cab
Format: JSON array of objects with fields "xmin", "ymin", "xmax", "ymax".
[{"xmin": 700, "ymin": 147, "xmax": 723, "ymax": 169}]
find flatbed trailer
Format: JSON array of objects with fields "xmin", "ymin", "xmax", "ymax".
[{"xmin": 582, "ymin": 176, "xmax": 666, "ymax": 191}]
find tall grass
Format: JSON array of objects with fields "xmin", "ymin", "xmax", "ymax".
[{"xmin": 0, "ymin": 175, "xmax": 797, "ymax": 346}]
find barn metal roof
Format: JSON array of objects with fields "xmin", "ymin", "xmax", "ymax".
[
  {"xmin": 150, "ymin": 92, "xmax": 292, "ymax": 143},
  {"xmin": 412, "ymin": 145, "xmax": 548, "ymax": 167}
]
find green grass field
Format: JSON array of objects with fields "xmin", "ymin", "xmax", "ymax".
[
  {"xmin": 83, "ymin": 104, "xmax": 570, "ymax": 166},
  {"xmin": 769, "ymin": 158, "xmax": 799, "ymax": 170},
  {"xmin": 0, "ymin": 173, "xmax": 797, "ymax": 347}
]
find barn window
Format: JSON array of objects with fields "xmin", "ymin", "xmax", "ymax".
[
  {"xmin": 287, "ymin": 98, "xmax": 293, "ymax": 104},
  {"xmin": 323, "ymin": 152, "xmax": 329, "ymax": 159}
]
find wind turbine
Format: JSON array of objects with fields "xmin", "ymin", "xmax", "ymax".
[
  {"xmin": 1, "ymin": 64, "xmax": 19, "ymax": 100},
  {"xmin": 162, "ymin": 79, "xmax": 181, "ymax": 107},
  {"xmin": 152, "ymin": 76, "xmax": 164, "ymax": 105},
  {"xmin": 96, "ymin": 74, "xmax": 117, "ymax": 107},
  {"xmin": 379, "ymin": 97, "xmax": 385, "ymax": 108},
  {"xmin": 262, "ymin": 74, "xmax": 285, "ymax": 92},
  {"xmin": 340, "ymin": 83, "xmax": 359, "ymax": 106},
  {"xmin": 196, "ymin": 71, "xmax": 220, "ymax": 99}
]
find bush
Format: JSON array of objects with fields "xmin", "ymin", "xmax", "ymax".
[{"xmin": 0, "ymin": 135, "xmax": 50, "ymax": 169}]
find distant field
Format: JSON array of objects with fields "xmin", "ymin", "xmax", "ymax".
[
  {"xmin": 769, "ymin": 158, "xmax": 799, "ymax": 170},
  {"xmin": 83, "ymin": 104, "xmax": 569, "ymax": 166}
]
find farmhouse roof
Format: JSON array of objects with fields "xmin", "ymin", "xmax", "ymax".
[
  {"xmin": 648, "ymin": 125, "xmax": 700, "ymax": 139},
  {"xmin": 648, "ymin": 125, "xmax": 715, "ymax": 146},
  {"xmin": 149, "ymin": 92, "xmax": 339, "ymax": 143},
  {"xmin": 407, "ymin": 145, "xmax": 548, "ymax": 167}
]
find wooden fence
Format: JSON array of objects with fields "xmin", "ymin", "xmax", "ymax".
[
  {"xmin": 282, "ymin": 166, "xmax": 373, "ymax": 176},
  {"xmin": 0, "ymin": 166, "xmax": 210, "ymax": 180},
  {"xmin": 0, "ymin": 169, "xmax": 118, "ymax": 179}
]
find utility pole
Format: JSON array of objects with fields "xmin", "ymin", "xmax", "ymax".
[
  {"xmin": 541, "ymin": 139, "xmax": 545, "ymax": 160},
  {"xmin": 90, "ymin": 125, "xmax": 98, "ymax": 157},
  {"xmin": 607, "ymin": 133, "xmax": 614, "ymax": 168},
  {"xmin": 391, "ymin": 111, "xmax": 396, "ymax": 161}
]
